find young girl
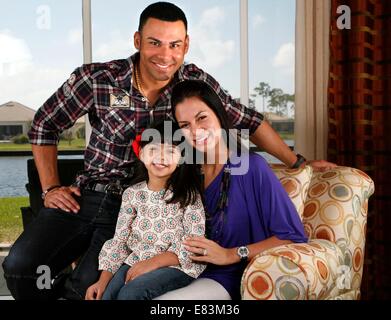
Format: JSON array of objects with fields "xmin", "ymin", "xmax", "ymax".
[{"xmin": 85, "ymin": 120, "xmax": 206, "ymax": 300}]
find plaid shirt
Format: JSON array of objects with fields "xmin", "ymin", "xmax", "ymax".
[{"xmin": 29, "ymin": 53, "xmax": 264, "ymax": 186}]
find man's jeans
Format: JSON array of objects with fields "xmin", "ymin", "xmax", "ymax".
[
  {"xmin": 102, "ymin": 264, "xmax": 194, "ymax": 300},
  {"xmin": 2, "ymin": 189, "xmax": 121, "ymax": 300}
]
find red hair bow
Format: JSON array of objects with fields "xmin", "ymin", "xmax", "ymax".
[{"xmin": 132, "ymin": 131, "xmax": 144, "ymax": 159}]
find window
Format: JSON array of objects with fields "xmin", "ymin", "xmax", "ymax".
[
  {"xmin": 248, "ymin": 0, "xmax": 296, "ymax": 162},
  {"xmin": 0, "ymin": 0, "xmax": 84, "ymax": 147},
  {"xmin": 0, "ymin": 125, "xmax": 23, "ymax": 140}
]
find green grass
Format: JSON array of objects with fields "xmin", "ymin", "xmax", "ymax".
[
  {"xmin": 0, "ymin": 139, "xmax": 86, "ymax": 151},
  {"xmin": 0, "ymin": 197, "xmax": 28, "ymax": 243}
]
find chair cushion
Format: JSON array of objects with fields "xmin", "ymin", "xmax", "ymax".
[{"xmin": 271, "ymin": 165, "xmax": 313, "ymax": 221}]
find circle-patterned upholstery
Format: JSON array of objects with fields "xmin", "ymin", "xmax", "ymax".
[{"xmin": 242, "ymin": 166, "xmax": 375, "ymax": 300}]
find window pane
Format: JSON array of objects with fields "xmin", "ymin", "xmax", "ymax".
[
  {"xmin": 0, "ymin": 0, "xmax": 83, "ymax": 109},
  {"xmin": 0, "ymin": 0, "xmax": 85, "ymax": 152},
  {"xmin": 0, "ymin": 1, "xmax": 84, "ymax": 247},
  {"xmin": 248, "ymin": 0, "xmax": 296, "ymax": 162},
  {"xmin": 91, "ymin": 0, "xmax": 240, "ymax": 98}
]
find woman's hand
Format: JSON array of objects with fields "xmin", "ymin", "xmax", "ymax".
[
  {"xmin": 85, "ymin": 281, "xmax": 107, "ymax": 300},
  {"xmin": 183, "ymin": 236, "xmax": 238, "ymax": 266},
  {"xmin": 125, "ymin": 260, "xmax": 158, "ymax": 283}
]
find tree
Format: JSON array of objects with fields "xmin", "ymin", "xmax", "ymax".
[
  {"xmin": 254, "ymin": 82, "xmax": 271, "ymax": 113},
  {"xmin": 252, "ymin": 82, "xmax": 295, "ymax": 117},
  {"xmin": 249, "ymin": 94, "xmax": 257, "ymax": 110},
  {"xmin": 60, "ymin": 128, "xmax": 74, "ymax": 146},
  {"xmin": 268, "ymin": 88, "xmax": 285, "ymax": 116}
]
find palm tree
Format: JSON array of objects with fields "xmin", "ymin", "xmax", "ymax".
[
  {"xmin": 268, "ymin": 88, "xmax": 284, "ymax": 116},
  {"xmin": 254, "ymin": 82, "xmax": 271, "ymax": 113}
]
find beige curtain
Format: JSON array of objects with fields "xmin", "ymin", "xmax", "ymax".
[{"xmin": 294, "ymin": 0, "xmax": 331, "ymax": 160}]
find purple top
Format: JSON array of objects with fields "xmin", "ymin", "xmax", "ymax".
[{"xmin": 199, "ymin": 153, "xmax": 308, "ymax": 299}]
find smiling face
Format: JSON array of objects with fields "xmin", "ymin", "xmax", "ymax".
[
  {"xmin": 134, "ymin": 18, "xmax": 189, "ymax": 85},
  {"xmin": 175, "ymin": 97, "xmax": 223, "ymax": 154},
  {"xmin": 139, "ymin": 143, "xmax": 181, "ymax": 180}
]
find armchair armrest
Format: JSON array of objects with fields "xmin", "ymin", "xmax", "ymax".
[{"xmin": 241, "ymin": 239, "xmax": 346, "ymax": 300}]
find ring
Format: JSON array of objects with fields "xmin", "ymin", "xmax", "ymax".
[{"xmin": 203, "ymin": 249, "xmax": 207, "ymax": 256}]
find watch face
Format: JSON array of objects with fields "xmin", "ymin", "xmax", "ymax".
[{"xmin": 238, "ymin": 246, "xmax": 249, "ymax": 258}]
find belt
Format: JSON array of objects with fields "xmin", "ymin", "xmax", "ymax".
[{"xmin": 83, "ymin": 181, "xmax": 127, "ymax": 197}]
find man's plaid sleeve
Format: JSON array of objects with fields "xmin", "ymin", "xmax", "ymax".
[{"xmin": 28, "ymin": 65, "xmax": 94, "ymax": 145}]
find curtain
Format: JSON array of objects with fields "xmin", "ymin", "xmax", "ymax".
[
  {"xmin": 328, "ymin": 0, "xmax": 391, "ymax": 299},
  {"xmin": 295, "ymin": 0, "xmax": 331, "ymax": 160}
]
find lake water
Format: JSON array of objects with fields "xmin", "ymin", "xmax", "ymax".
[
  {"xmin": 0, "ymin": 155, "xmax": 83, "ymax": 198},
  {"xmin": 0, "ymin": 156, "xmax": 31, "ymax": 197},
  {"xmin": 0, "ymin": 141, "xmax": 292, "ymax": 198}
]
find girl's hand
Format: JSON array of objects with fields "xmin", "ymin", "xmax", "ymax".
[
  {"xmin": 125, "ymin": 260, "xmax": 158, "ymax": 283},
  {"xmin": 85, "ymin": 281, "xmax": 107, "ymax": 300},
  {"xmin": 183, "ymin": 236, "xmax": 238, "ymax": 266}
]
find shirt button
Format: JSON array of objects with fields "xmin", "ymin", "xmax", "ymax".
[{"xmin": 141, "ymin": 98, "xmax": 146, "ymax": 102}]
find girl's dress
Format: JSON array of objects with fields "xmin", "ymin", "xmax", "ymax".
[{"xmin": 99, "ymin": 181, "xmax": 206, "ymax": 278}]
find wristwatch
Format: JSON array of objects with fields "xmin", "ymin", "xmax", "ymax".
[
  {"xmin": 291, "ymin": 154, "xmax": 306, "ymax": 169},
  {"xmin": 41, "ymin": 185, "xmax": 61, "ymax": 200},
  {"xmin": 237, "ymin": 246, "xmax": 250, "ymax": 262}
]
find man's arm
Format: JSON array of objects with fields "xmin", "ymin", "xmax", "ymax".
[
  {"xmin": 32, "ymin": 145, "xmax": 81, "ymax": 213},
  {"xmin": 32, "ymin": 145, "xmax": 60, "ymax": 190},
  {"xmin": 29, "ymin": 66, "xmax": 93, "ymax": 213},
  {"xmin": 250, "ymin": 121, "xmax": 297, "ymax": 167},
  {"xmin": 250, "ymin": 121, "xmax": 337, "ymax": 170}
]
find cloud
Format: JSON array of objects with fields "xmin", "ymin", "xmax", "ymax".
[
  {"xmin": 0, "ymin": 30, "xmax": 33, "ymax": 76},
  {"xmin": 187, "ymin": 6, "xmax": 235, "ymax": 71},
  {"xmin": 67, "ymin": 27, "xmax": 83, "ymax": 45},
  {"xmin": 0, "ymin": 64, "xmax": 71, "ymax": 109},
  {"xmin": 252, "ymin": 14, "xmax": 265, "ymax": 28},
  {"xmin": 199, "ymin": 6, "xmax": 225, "ymax": 28},
  {"xmin": 0, "ymin": 30, "xmax": 72, "ymax": 109},
  {"xmin": 273, "ymin": 42, "xmax": 295, "ymax": 74},
  {"xmin": 94, "ymin": 30, "xmax": 135, "ymax": 62}
]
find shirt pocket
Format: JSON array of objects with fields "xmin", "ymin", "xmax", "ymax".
[{"xmin": 94, "ymin": 83, "xmax": 136, "ymax": 145}]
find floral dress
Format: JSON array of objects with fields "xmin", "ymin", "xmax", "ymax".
[{"xmin": 98, "ymin": 181, "xmax": 206, "ymax": 278}]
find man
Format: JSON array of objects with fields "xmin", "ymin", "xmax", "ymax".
[{"xmin": 2, "ymin": 2, "xmax": 335, "ymax": 300}]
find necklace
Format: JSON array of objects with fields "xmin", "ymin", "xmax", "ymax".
[
  {"xmin": 134, "ymin": 62, "xmax": 149, "ymax": 102},
  {"xmin": 202, "ymin": 160, "xmax": 231, "ymax": 241}
]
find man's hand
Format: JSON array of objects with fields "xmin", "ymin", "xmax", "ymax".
[
  {"xmin": 44, "ymin": 186, "xmax": 81, "ymax": 213},
  {"xmin": 306, "ymin": 160, "xmax": 337, "ymax": 172},
  {"xmin": 125, "ymin": 260, "xmax": 159, "ymax": 283}
]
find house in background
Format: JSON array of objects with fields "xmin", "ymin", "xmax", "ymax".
[
  {"xmin": 263, "ymin": 112, "xmax": 294, "ymax": 134},
  {"xmin": 0, "ymin": 101, "xmax": 85, "ymax": 141},
  {"xmin": 0, "ymin": 101, "xmax": 36, "ymax": 141}
]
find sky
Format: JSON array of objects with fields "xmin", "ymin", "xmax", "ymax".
[{"xmin": 0, "ymin": 0, "xmax": 295, "ymax": 114}]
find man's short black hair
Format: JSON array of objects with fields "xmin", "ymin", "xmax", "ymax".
[{"xmin": 138, "ymin": 2, "xmax": 188, "ymax": 32}]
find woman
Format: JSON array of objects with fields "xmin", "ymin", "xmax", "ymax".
[{"xmin": 155, "ymin": 80, "xmax": 308, "ymax": 300}]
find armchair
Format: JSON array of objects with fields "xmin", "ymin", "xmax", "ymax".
[{"xmin": 241, "ymin": 165, "xmax": 375, "ymax": 300}]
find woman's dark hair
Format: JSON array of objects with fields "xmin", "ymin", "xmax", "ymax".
[
  {"xmin": 171, "ymin": 80, "xmax": 240, "ymax": 154},
  {"xmin": 130, "ymin": 120, "xmax": 201, "ymax": 209},
  {"xmin": 138, "ymin": 2, "xmax": 188, "ymax": 32}
]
